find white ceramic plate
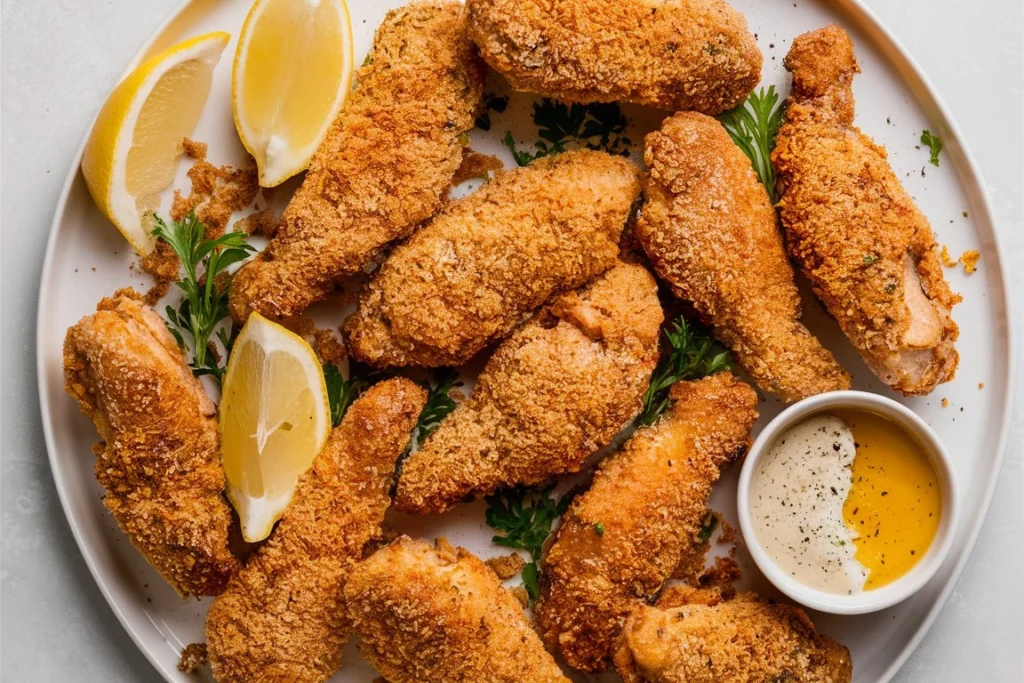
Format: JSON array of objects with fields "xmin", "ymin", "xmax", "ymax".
[{"xmin": 37, "ymin": 1, "xmax": 1014, "ymax": 681}]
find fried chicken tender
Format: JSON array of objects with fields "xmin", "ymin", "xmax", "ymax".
[
  {"xmin": 772, "ymin": 25, "xmax": 960, "ymax": 395},
  {"xmin": 344, "ymin": 150, "xmax": 642, "ymax": 367},
  {"xmin": 466, "ymin": 0, "xmax": 761, "ymax": 112},
  {"xmin": 395, "ymin": 261, "xmax": 663, "ymax": 514},
  {"xmin": 345, "ymin": 536, "xmax": 569, "ymax": 683},
  {"xmin": 614, "ymin": 594, "xmax": 852, "ymax": 683},
  {"xmin": 205, "ymin": 379, "xmax": 425, "ymax": 683},
  {"xmin": 638, "ymin": 112, "xmax": 850, "ymax": 402},
  {"xmin": 62, "ymin": 293, "xmax": 238, "ymax": 597},
  {"xmin": 535, "ymin": 374, "xmax": 758, "ymax": 672},
  {"xmin": 229, "ymin": 1, "xmax": 485, "ymax": 324}
]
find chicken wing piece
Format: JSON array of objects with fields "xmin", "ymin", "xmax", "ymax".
[
  {"xmin": 343, "ymin": 150, "xmax": 642, "ymax": 367},
  {"xmin": 395, "ymin": 261, "xmax": 663, "ymax": 514},
  {"xmin": 466, "ymin": 0, "xmax": 761, "ymax": 112},
  {"xmin": 772, "ymin": 25, "xmax": 960, "ymax": 395},
  {"xmin": 614, "ymin": 594, "xmax": 852, "ymax": 683},
  {"xmin": 535, "ymin": 374, "xmax": 758, "ymax": 672},
  {"xmin": 63, "ymin": 292, "xmax": 238, "ymax": 597},
  {"xmin": 205, "ymin": 378, "xmax": 425, "ymax": 683},
  {"xmin": 229, "ymin": 1, "xmax": 486, "ymax": 325},
  {"xmin": 638, "ymin": 111, "xmax": 850, "ymax": 402},
  {"xmin": 345, "ymin": 536, "xmax": 569, "ymax": 683}
]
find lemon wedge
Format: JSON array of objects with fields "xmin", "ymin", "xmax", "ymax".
[
  {"xmin": 232, "ymin": 0, "xmax": 354, "ymax": 187},
  {"xmin": 82, "ymin": 32, "xmax": 230, "ymax": 255},
  {"xmin": 219, "ymin": 312, "xmax": 331, "ymax": 542}
]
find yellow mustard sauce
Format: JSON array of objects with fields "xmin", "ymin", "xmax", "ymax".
[{"xmin": 838, "ymin": 409, "xmax": 941, "ymax": 589}]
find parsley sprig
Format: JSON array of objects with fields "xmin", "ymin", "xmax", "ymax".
[
  {"xmin": 636, "ymin": 316, "xmax": 732, "ymax": 427},
  {"xmin": 503, "ymin": 98, "xmax": 632, "ymax": 166},
  {"xmin": 409, "ymin": 369, "xmax": 462, "ymax": 448},
  {"xmin": 485, "ymin": 485, "xmax": 575, "ymax": 602},
  {"xmin": 323, "ymin": 362, "xmax": 370, "ymax": 427},
  {"xmin": 920, "ymin": 129, "xmax": 943, "ymax": 167},
  {"xmin": 152, "ymin": 211, "xmax": 255, "ymax": 385},
  {"xmin": 718, "ymin": 86, "xmax": 785, "ymax": 203}
]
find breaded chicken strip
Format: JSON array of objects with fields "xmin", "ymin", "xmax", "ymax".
[
  {"xmin": 345, "ymin": 536, "xmax": 569, "ymax": 683},
  {"xmin": 638, "ymin": 112, "xmax": 850, "ymax": 402},
  {"xmin": 63, "ymin": 292, "xmax": 237, "ymax": 597},
  {"xmin": 772, "ymin": 26, "xmax": 960, "ymax": 395},
  {"xmin": 344, "ymin": 150, "xmax": 642, "ymax": 367},
  {"xmin": 614, "ymin": 594, "xmax": 852, "ymax": 683},
  {"xmin": 205, "ymin": 379, "xmax": 425, "ymax": 683},
  {"xmin": 229, "ymin": 2, "xmax": 485, "ymax": 324},
  {"xmin": 535, "ymin": 374, "xmax": 758, "ymax": 672},
  {"xmin": 395, "ymin": 261, "xmax": 662, "ymax": 514},
  {"xmin": 466, "ymin": 0, "xmax": 761, "ymax": 112}
]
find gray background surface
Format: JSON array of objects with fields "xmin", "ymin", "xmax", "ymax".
[{"xmin": 2, "ymin": 0, "xmax": 1021, "ymax": 680}]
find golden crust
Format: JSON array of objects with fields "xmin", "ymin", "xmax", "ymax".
[
  {"xmin": 343, "ymin": 150, "xmax": 642, "ymax": 367},
  {"xmin": 638, "ymin": 111, "xmax": 850, "ymax": 402},
  {"xmin": 772, "ymin": 25, "xmax": 960, "ymax": 395},
  {"xmin": 345, "ymin": 536, "xmax": 569, "ymax": 683},
  {"xmin": 62, "ymin": 293, "xmax": 238, "ymax": 598},
  {"xmin": 466, "ymin": 0, "xmax": 761, "ymax": 112},
  {"xmin": 614, "ymin": 596, "xmax": 853, "ymax": 683},
  {"xmin": 535, "ymin": 374, "xmax": 759, "ymax": 672},
  {"xmin": 204, "ymin": 379, "xmax": 425, "ymax": 683},
  {"xmin": 395, "ymin": 261, "xmax": 663, "ymax": 514},
  {"xmin": 230, "ymin": 1, "xmax": 486, "ymax": 324}
]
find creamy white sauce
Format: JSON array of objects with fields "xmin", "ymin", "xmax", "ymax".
[{"xmin": 750, "ymin": 414, "xmax": 867, "ymax": 595}]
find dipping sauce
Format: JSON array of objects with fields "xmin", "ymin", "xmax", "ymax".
[{"xmin": 749, "ymin": 411, "xmax": 941, "ymax": 595}]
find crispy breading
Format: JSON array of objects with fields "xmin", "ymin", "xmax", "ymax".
[
  {"xmin": 772, "ymin": 25, "xmax": 960, "ymax": 395},
  {"xmin": 638, "ymin": 112, "xmax": 850, "ymax": 402},
  {"xmin": 204, "ymin": 379, "xmax": 425, "ymax": 683},
  {"xmin": 345, "ymin": 537, "xmax": 569, "ymax": 683},
  {"xmin": 62, "ymin": 292, "xmax": 238, "ymax": 598},
  {"xmin": 229, "ymin": 1, "xmax": 486, "ymax": 324},
  {"xmin": 395, "ymin": 261, "xmax": 663, "ymax": 514},
  {"xmin": 344, "ymin": 150, "xmax": 642, "ymax": 367},
  {"xmin": 466, "ymin": 0, "xmax": 761, "ymax": 112},
  {"xmin": 535, "ymin": 374, "xmax": 758, "ymax": 672},
  {"xmin": 614, "ymin": 594, "xmax": 852, "ymax": 683}
]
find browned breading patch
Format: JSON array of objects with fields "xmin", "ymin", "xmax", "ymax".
[
  {"xmin": 959, "ymin": 249, "xmax": 980, "ymax": 274},
  {"xmin": 205, "ymin": 379, "xmax": 426, "ymax": 683},
  {"xmin": 535, "ymin": 374, "xmax": 758, "ymax": 672},
  {"xmin": 639, "ymin": 111, "xmax": 849, "ymax": 402},
  {"xmin": 345, "ymin": 537, "xmax": 568, "ymax": 682},
  {"xmin": 940, "ymin": 245, "xmax": 957, "ymax": 267},
  {"xmin": 773, "ymin": 25, "xmax": 960, "ymax": 396},
  {"xmin": 62, "ymin": 294, "xmax": 238, "ymax": 597},
  {"xmin": 453, "ymin": 148, "xmax": 504, "ymax": 184},
  {"xmin": 177, "ymin": 643, "xmax": 207, "ymax": 674},
  {"xmin": 615, "ymin": 595, "xmax": 852, "ymax": 683},
  {"xmin": 229, "ymin": 2, "xmax": 487, "ymax": 324},
  {"xmin": 466, "ymin": 0, "xmax": 761, "ymax": 112},
  {"xmin": 394, "ymin": 262, "xmax": 662, "ymax": 514},
  {"xmin": 139, "ymin": 240, "xmax": 179, "ymax": 305},
  {"xmin": 232, "ymin": 207, "xmax": 278, "ymax": 237},
  {"xmin": 344, "ymin": 149, "xmax": 642, "ymax": 368},
  {"xmin": 485, "ymin": 552, "xmax": 527, "ymax": 580},
  {"xmin": 169, "ymin": 138, "xmax": 259, "ymax": 238}
]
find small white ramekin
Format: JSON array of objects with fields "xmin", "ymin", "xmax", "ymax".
[{"xmin": 737, "ymin": 390, "xmax": 959, "ymax": 615}]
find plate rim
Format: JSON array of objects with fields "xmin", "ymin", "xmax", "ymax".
[{"xmin": 35, "ymin": 1, "xmax": 1017, "ymax": 681}]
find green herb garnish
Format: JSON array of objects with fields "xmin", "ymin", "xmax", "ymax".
[
  {"xmin": 863, "ymin": 253, "xmax": 879, "ymax": 264},
  {"xmin": 502, "ymin": 98, "xmax": 632, "ymax": 166},
  {"xmin": 323, "ymin": 362, "xmax": 370, "ymax": 427},
  {"xmin": 152, "ymin": 210, "xmax": 255, "ymax": 385},
  {"xmin": 485, "ymin": 485, "xmax": 575, "ymax": 602},
  {"xmin": 718, "ymin": 86, "xmax": 786, "ymax": 203},
  {"xmin": 475, "ymin": 93, "xmax": 510, "ymax": 131},
  {"xmin": 409, "ymin": 369, "xmax": 462, "ymax": 449},
  {"xmin": 697, "ymin": 511, "xmax": 718, "ymax": 542},
  {"xmin": 920, "ymin": 129, "xmax": 943, "ymax": 167},
  {"xmin": 594, "ymin": 522, "xmax": 605, "ymax": 537},
  {"xmin": 636, "ymin": 316, "xmax": 732, "ymax": 427}
]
